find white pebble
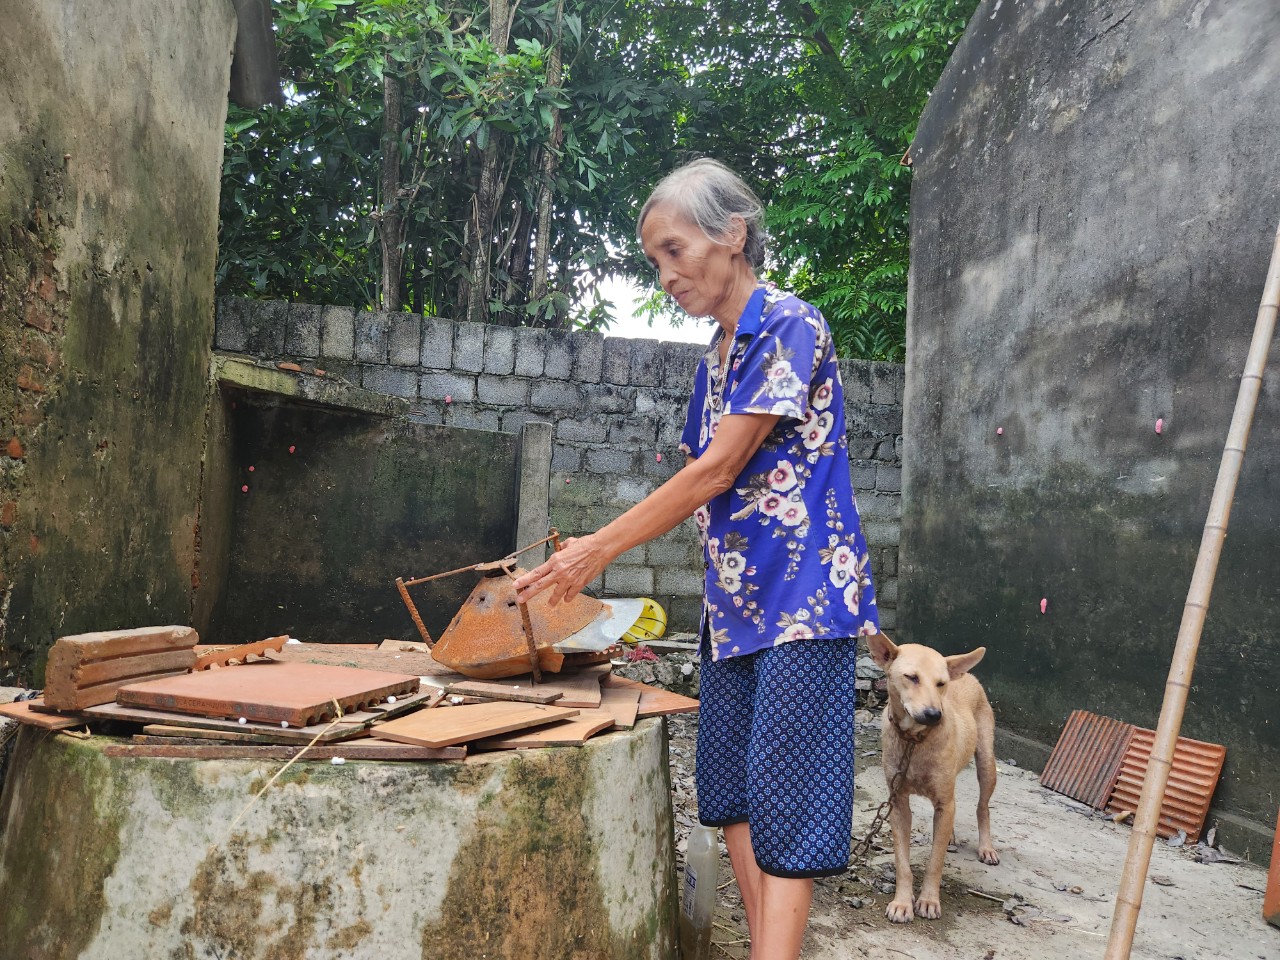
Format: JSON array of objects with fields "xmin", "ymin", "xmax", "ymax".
[
  {"xmin": 330, "ymin": 757, "xmax": 346, "ymax": 765},
  {"xmin": 280, "ymin": 721, "xmax": 289, "ymax": 728},
  {"xmin": 238, "ymin": 717, "xmax": 247, "ymax": 725},
  {"xmin": 387, "ymin": 695, "xmax": 397, "ymax": 704},
  {"xmin": 449, "ymin": 695, "xmax": 464, "ymax": 705},
  {"xmin": 680, "ymin": 663, "xmax": 694, "ymax": 676},
  {"xmin": 285, "ymin": 637, "xmax": 301, "ymax": 644}
]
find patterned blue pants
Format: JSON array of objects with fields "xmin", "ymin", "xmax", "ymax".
[{"xmin": 696, "ymin": 635, "xmax": 859, "ymax": 878}]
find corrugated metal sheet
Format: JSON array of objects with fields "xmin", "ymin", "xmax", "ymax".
[
  {"xmin": 1105, "ymin": 728, "xmax": 1226, "ymax": 842},
  {"xmin": 1040, "ymin": 710, "xmax": 1136, "ymax": 809}
]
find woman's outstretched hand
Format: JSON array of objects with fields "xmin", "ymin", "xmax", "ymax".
[{"xmin": 513, "ymin": 533, "xmax": 612, "ymax": 606}]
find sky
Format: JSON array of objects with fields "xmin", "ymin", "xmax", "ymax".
[{"xmin": 597, "ymin": 275, "xmax": 712, "ymax": 345}]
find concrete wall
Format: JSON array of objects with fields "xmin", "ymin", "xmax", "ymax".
[
  {"xmin": 207, "ymin": 392, "xmax": 523, "ymax": 644},
  {"xmin": 0, "ymin": 1, "xmax": 238, "ymax": 685},
  {"xmin": 902, "ymin": 0, "xmax": 1280, "ymax": 853},
  {"xmin": 0, "ymin": 721, "xmax": 678, "ymax": 960},
  {"xmin": 215, "ymin": 300, "xmax": 906, "ymax": 632}
]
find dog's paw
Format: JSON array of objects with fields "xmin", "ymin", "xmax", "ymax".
[
  {"xmin": 914, "ymin": 893, "xmax": 943, "ymax": 920},
  {"xmin": 978, "ymin": 845, "xmax": 1000, "ymax": 865},
  {"xmin": 885, "ymin": 899, "xmax": 915, "ymax": 923}
]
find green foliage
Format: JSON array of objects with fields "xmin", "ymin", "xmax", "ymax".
[
  {"xmin": 218, "ymin": 0, "xmax": 977, "ymax": 355},
  {"xmin": 615, "ymin": 0, "xmax": 978, "ymax": 360},
  {"xmin": 218, "ymin": 0, "xmax": 684, "ymax": 324}
]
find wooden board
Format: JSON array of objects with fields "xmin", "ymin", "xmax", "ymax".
[
  {"xmin": 601, "ymin": 675, "xmax": 699, "ymax": 717},
  {"xmin": 369, "ymin": 702, "xmax": 579, "ymax": 748},
  {"xmin": 0, "ymin": 698, "xmax": 87, "ymax": 731},
  {"xmin": 473, "ymin": 709, "xmax": 615, "ymax": 749},
  {"xmin": 103, "ymin": 741, "xmax": 465, "ymax": 761},
  {"xmin": 116, "ymin": 660, "xmax": 420, "ymax": 727},
  {"xmin": 598, "ymin": 685, "xmax": 642, "ymax": 730},
  {"xmin": 448, "ymin": 664, "xmax": 609, "ymax": 709},
  {"xmin": 141, "ymin": 727, "xmax": 316, "ymax": 747},
  {"xmin": 80, "ymin": 689, "xmax": 435, "ymax": 743},
  {"xmin": 442, "ymin": 681, "xmax": 562, "ymax": 705},
  {"xmin": 268, "ymin": 643, "xmax": 463, "ymax": 678}
]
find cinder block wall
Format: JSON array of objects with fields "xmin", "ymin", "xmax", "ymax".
[{"xmin": 216, "ymin": 299, "xmax": 904, "ymax": 632}]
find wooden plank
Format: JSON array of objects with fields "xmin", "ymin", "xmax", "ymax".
[
  {"xmin": 369, "ymin": 702, "xmax": 580, "ymax": 749},
  {"xmin": 140, "ymin": 724, "xmax": 351, "ymax": 745},
  {"xmin": 601, "ymin": 675, "xmax": 699, "ymax": 717},
  {"xmin": 0, "ymin": 698, "xmax": 87, "ymax": 731},
  {"xmin": 268, "ymin": 643, "xmax": 463, "ymax": 678},
  {"xmin": 81, "ymin": 702, "xmax": 368, "ymax": 744},
  {"xmin": 599, "ymin": 685, "xmax": 641, "ymax": 730},
  {"xmin": 473, "ymin": 709, "xmax": 615, "ymax": 749},
  {"xmin": 116, "ymin": 660, "xmax": 420, "ymax": 727},
  {"xmin": 443, "ymin": 680, "xmax": 563, "ymax": 705},
  {"xmin": 103, "ymin": 741, "xmax": 465, "ymax": 761},
  {"xmin": 448, "ymin": 664, "xmax": 609, "ymax": 709}
]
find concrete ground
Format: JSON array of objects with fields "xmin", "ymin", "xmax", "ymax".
[{"xmin": 666, "ymin": 714, "xmax": 1277, "ymax": 960}]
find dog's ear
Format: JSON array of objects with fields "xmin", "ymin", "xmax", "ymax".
[
  {"xmin": 867, "ymin": 631, "xmax": 898, "ymax": 668},
  {"xmin": 945, "ymin": 646, "xmax": 986, "ymax": 679}
]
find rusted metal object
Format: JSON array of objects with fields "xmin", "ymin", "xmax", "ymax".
[
  {"xmin": 1105, "ymin": 727, "xmax": 1226, "ymax": 843},
  {"xmin": 394, "ymin": 530, "xmax": 563, "ymax": 650},
  {"xmin": 430, "ymin": 569, "xmax": 603, "ymax": 680},
  {"xmin": 516, "ymin": 596, "xmax": 542, "ymax": 683},
  {"xmin": 1040, "ymin": 710, "xmax": 1136, "ymax": 809},
  {"xmin": 395, "ymin": 577, "xmax": 434, "ymax": 647}
]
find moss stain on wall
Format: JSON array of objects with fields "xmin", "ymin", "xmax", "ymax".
[
  {"xmin": 421, "ymin": 749, "xmax": 652, "ymax": 960},
  {"xmin": 0, "ymin": 731, "xmax": 125, "ymax": 958}
]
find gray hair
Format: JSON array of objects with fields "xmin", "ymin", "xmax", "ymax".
[{"xmin": 638, "ymin": 158, "xmax": 767, "ymax": 268}]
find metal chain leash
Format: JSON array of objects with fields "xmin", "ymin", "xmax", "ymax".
[{"xmin": 848, "ymin": 739, "xmax": 916, "ymax": 867}]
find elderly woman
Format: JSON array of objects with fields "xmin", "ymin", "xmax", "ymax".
[{"xmin": 515, "ymin": 158, "xmax": 878, "ymax": 960}]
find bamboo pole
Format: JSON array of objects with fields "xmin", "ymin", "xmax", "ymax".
[{"xmin": 1104, "ymin": 219, "xmax": 1280, "ymax": 959}]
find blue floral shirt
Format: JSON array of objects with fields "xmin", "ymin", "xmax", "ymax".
[{"xmin": 679, "ymin": 285, "xmax": 879, "ymax": 661}]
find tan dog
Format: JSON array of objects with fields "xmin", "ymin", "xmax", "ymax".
[{"xmin": 867, "ymin": 633, "xmax": 999, "ymax": 923}]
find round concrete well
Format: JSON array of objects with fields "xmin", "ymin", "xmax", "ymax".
[{"xmin": 0, "ymin": 720, "xmax": 678, "ymax": 960}]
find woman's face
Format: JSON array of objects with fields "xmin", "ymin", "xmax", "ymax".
[{"xmin": 640, "ymin": 202, "xmax": 751, "ymax": 326}]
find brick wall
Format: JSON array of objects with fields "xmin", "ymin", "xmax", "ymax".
[{"xmin": 216, "ymin": 299, "xmax": 904, "ymax": 632}]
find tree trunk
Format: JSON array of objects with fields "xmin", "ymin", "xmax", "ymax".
[
  {"xmin": 530, "ymin": 0, "xmax": 565, "ymax": 322},
  {"xmin": 378, "ymin": 70, "xmax": 403, "ymax": 312},
  {"xmin": 503, "ymin": 151, "xmax": 539, "ymax": 314},
  {"xmin": 463, "ymin": 0, "xmax": 514, "ymax": 324}
]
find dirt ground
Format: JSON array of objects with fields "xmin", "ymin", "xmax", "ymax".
[{"xmin": 665, "ymin": 713, "xmax": 1277, "ymax": 960}]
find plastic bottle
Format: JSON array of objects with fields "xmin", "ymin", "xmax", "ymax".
[{"xmin": 679, "ymin": 824, "xmax": 719, "ymax": 960}]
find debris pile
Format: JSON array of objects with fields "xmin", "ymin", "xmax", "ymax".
[{"xmin": 0, "ymin": 632, "xmax": 698, "ymax": 762}]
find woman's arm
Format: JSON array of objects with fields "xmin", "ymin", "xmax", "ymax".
[{"xmin": 513, "ymin": 411, "xmax": 780, "ymax": 605}]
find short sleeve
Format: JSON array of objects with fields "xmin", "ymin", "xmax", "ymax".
[{"xmin": 722, "ymin": 306, "xmax": 819, "ymax": 421}]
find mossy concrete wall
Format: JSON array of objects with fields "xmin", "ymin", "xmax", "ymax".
[
  {"xmin": 0, "ymin": 1, "xmax": 237, "ymax": 684},
  {"xmin": 0, "ymin": 722, "xmax": 677, "ymax": 959},
  {"xmin": 902, "ymin": 0, "xmax": 1280, "ymax": 857},
  {"xmin": 207, "ymin": 391, "xmax": 521, "ymax": 644}
]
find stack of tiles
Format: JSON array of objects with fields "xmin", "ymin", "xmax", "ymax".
[{"xmin": 44, "ymin": 626, "xmax": 198, "ymax": 710}]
